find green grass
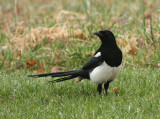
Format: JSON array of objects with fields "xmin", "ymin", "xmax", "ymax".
[
  {"xmin": 0, "ymin": 68, "xmax": 160, "ymax": 118},
  {"xmin": 0, "ymin": 0, "xmax": 160, "ymax": 118}
]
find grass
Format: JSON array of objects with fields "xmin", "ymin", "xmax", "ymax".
[
  {"xmin": 0, "ymin": 68, "xmax": 160, "ymax": 118},
  {"xmin": 0, "ymin": 0, "xmax": 160, "ymax": 118}
]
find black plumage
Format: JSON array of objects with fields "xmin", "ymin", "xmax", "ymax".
[{"xmin": 28, "ymin": 30, "xmax": 122, "ymax": 95}]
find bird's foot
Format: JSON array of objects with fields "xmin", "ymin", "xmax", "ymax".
[{"xmin": 76, "ymin": 77, "xmax": 83, "ymax": 83}]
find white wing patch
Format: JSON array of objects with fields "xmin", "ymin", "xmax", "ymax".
[
  {"xmin": 89, "ymin": 62, "xmax": 122, "ymax": 84},
  {"xmin": 94, "ymin": 52, "xmax": 101, "ymax": 57}
]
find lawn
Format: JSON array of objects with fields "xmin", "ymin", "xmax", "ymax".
[
  {"xmin": 0, "ymin": 0, "xmax": 160, "ymax": 118},
  {"xmin": 0, "ymin": 68, "xmax": 160, "ymax": 118}
]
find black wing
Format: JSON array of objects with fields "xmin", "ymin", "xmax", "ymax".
[{"xmin": 82, "ymin": 56, "xmax": 104, "ymax": 70}]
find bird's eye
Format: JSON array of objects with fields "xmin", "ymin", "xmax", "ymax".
[
  {"xmin": 100, "ymin": 31, "xmax": 105, "ymax": 35},
  {"xmin": 100, "ymin": 31, "xmax": 104, "ymax": 34}
]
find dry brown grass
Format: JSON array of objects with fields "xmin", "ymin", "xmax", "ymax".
[{"xmin": 0, "ymin": 0, "xmax": 159, "ymax": 72}]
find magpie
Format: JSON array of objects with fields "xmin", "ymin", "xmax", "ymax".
[{"xmin": 28, "ymin": 30, "xmax": 122, "ymax": 95}]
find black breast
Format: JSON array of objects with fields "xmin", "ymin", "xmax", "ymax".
[{"xmin": 101, "ymin": 47, "xmax": 122, "ymax": 67}]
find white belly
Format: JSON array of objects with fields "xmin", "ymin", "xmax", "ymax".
[{"xmin": 89, "ymin": 62, "xmax": 122, "ymax": 84}]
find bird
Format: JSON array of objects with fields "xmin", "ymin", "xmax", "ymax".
[{"xmin": 28, "ymin": 30, "xmax": 122, "ymax": 95}]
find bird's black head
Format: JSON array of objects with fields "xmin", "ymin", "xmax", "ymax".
[{"xmin": 93, "ymin": 30, "xmax": 116, "ymax": 45}]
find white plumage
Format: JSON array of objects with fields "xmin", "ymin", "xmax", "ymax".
[
  {"xmin": 90, "ymin": 62, "xmax": 121, "ymax": 84},
  {"xmin": 94, "ymin": 52, "xmax": 101, "ymax": 57},
  {"xmin": 89, "ymin": 52, "xmax": 122, "ymax": 84}
]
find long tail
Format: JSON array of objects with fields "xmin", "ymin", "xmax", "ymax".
[{"xmin": 28, "ymin": 70, "xmax": 83, "ymax": 83}]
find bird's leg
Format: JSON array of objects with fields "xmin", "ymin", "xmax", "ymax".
[
  {"xmin": 97, "ymin": 84, "xmax": 102, "ymax": 95},
  {"xmin": 104, "ymin": 81, "xmax": 110, "ymax": 95}
]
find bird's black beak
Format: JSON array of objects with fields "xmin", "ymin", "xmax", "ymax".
[{"xmin": 93, "ymin": 31, "xmax": 103, "ymax": 37}]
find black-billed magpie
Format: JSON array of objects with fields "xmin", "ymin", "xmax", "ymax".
[{"xmin": 28, "ymin": 30, "xmax": 122, "ymax": 95}]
